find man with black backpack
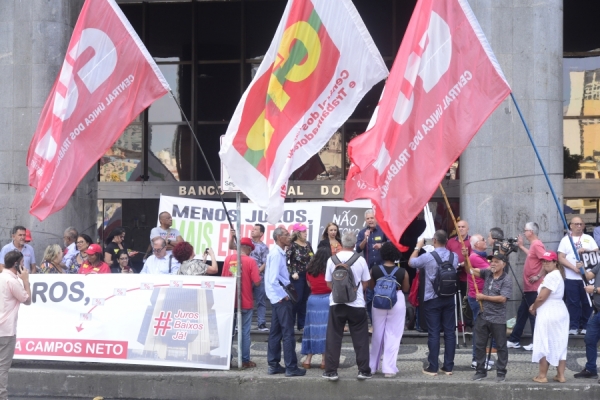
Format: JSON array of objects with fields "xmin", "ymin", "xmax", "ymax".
[
  {"xmin": 409, "ymin": 230, "xmax": 459, "ymax": 376},
  {"xmin": 322, "ymin": 232, "xmax": 371, "ymax": 381}
]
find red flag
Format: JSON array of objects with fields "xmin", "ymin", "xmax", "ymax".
[
  {"xmin": 27, "ymin": 0, "xmax": 169, "ymax": 220},
  {"xmin": 344, "ymin": 0, "xmax": 510, "ymax": 246}
]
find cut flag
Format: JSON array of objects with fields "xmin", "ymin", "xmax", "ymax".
[
  {"xmin": 219, "ymin": 0, "xmax": 388, "ymax": 224},
  {"xmin": 27, "ymin": 0, "xmax": 169, "ymax": 220},
  {"xmin": 345, "ymin": 0, "xmax": 511, "ymax": 247}
]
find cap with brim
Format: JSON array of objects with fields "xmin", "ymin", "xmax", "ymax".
[
  {"xmin": 291, "ymin": 223, "xmax": 307, "ymax": 232},
  {"xmin": 85, "ymin": 243, "xmax": 102, "ymax": 255},
  {"xmin": 540, "ymin": 251, "xmax": 558, "ymax": 261},
  {"xmin": 487, "ymin": 251, "xmax": 507, "ymax": 263},
  {"xmin": 240, "ymin": 237, "xmax": 255, "ymax": 251}
]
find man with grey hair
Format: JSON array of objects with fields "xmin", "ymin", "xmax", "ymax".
[
  {"xmin": 323, "ymin": 231, "xmax": 371, "ymax": 381},
  {"xmin": 409, "ymin": 230, "xmax": 458, "ymax": 376},
  {"xmin": 507, "ymin": 222, "xmax": 546, "ymax": 349},
  {"xmin": 265, "ymin": 227, "xmax": 305, "ymax": 377},
  {"xmin": 140, "ymin": 237, "xmax": 180, "ymax": 274},
  {"xmin": 356, "ymin": 209, "xmax": 388, "ymax": 322},
  {"xmin": 62, "ymin": 226, "xmax": 79, "ymax": 271}
]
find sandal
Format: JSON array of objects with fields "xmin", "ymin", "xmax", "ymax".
[
  {"xmin": 533, "ymin": 376, "xmax": 548, "ymax": 383},
  {"xmin": 553, "ymin": 376, "xmax": 566, "ymax": 383},
  {"xmin": 302, "ymin": 362, "xmax": 311, "ymax": 369},
  {"xmin": 320, "ymin": 362, "xmax": 326, "ymax": 369}
]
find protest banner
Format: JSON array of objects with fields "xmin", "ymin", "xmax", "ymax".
[
  {"xmin": 14, "ymin": 274, "xmax": 235, "ymax": 370},
  {"xmin": 582, "ymin": 250, "xmax": 600, "ymax": 285},
  {"xmin": 158, "ymin": 195, "xmax": 372, "ymax": 261}
]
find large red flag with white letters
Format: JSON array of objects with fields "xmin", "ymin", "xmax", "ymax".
[
  {"xmin": 27, "ymin": 0, "xmax": 169, "ymax": 220},
  {"xmin": 345, "ymin": 0, "xmax": 511, "ymax": 246}
]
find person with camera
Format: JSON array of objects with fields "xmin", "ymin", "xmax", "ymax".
[
  {"xmin": 409, "ymin": 230, "xmax": 458, "ymax": 377},
  {"xmin": 265, "ymin": 227, "xmax": 306, "ymax": 377},
  {"xmin": 0, "ymin": 250, "xmax": 32, "ymax": 399},
  {"xmin": 174, "ymin": 242, "xmax": 217, "ymax": 276},
  {"xmin": 468, "ymin": 251, "xmax": 513, "ymax": 382},
  {"xmin": 558, "ymin": 217, "xmax": 598, "ymax": 335},
  {"xmin": 507, "ymin": 222, "xmax": 546, "ymax": 350}
]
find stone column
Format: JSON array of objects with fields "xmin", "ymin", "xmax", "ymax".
[
  {"xmin": 0, "ymin": 0, "xmax": 96, "ymax": 257},
  {"xmin": 461, "ymin": 1, "xmax": 564, "ymax": 322}
]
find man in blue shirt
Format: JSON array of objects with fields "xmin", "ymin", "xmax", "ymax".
[
  {"xmin": 264, "ymin": 227, "xmax": 306, "ymax": 377},
  {"xmin": 409, "ymin": 230, "xmax": 459, "ymax": 376},
  {"xmin": 356, "ymin": 209, "xmax": 388, "ymax": 321}
]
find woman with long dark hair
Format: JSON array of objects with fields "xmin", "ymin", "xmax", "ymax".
[
  {"xmin": 104, "ymin": 227, "xmax": 126, "ymax": 273},
  {"xmin": 286, "ymin": 223, "xmax": 314, "ymax": 332},
  {"xmin": 68, "ymin": 234, "xmax": 93, "ymax": 274},
  {"xmin": 318, "ymin": 222, "xmax": 342, "ymax": 257},
  {"xmin": 301, "ymin": 246, "xmax": 331, "ymax": 369}
]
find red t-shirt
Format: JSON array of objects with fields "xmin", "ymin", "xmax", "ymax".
[
  {"xmin": 222, "ymin": 253, "xmax": 260, "ymax": 310},
  {"xmin": 468, "ymin": 253, "xmax": 489, "ymax": 298},
  {"xmin": 307, "ymin": 273, "xmax": 331, "ymax": 295},
  {"xmin": 523, "ymin": 239, "xmax": 546, "ymax": 292},
  {"xmin": 78, "ymin": 261, "xmax": 111, "ymax": 274},
  {"xmin": 446, "ymin": 235, "xmax": 472, "ymax": 282}
]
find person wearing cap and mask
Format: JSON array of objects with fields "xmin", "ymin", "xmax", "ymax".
[
  {"xmin": 222, "ymin": 238, "xmax": 261, "ymax": 368},
  {"xmin": 77, "ymin": 244, "xmax": 111, "ymax": 274},
  {"xmin": 286, "ymin": 223, "xmax": 314, "ymax": 332},
  {"xmin": 467, "ymin": 251, "xmax": 513, "ymax": 382},
  {"xmin": 528, "ymin": 251, "xmax": 569, "ymax": 383}
]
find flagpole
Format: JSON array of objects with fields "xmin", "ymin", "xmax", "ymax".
[
  {"xmin": 439, "ymin": 184, "xmax": 483, "ymax": 311},
  {"xmin": 509, "ymin": 92, "xmax": 592, "ymax": 305},
  {"xmin": 168, "ymin": 90, "xmax": 235, "ymax": 230}
]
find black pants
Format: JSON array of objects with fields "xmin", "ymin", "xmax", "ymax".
[
  {"xmin": 267, "ymin": 300, "xmax": 298, "ymax": 371},
  {"xmin": 324, "ymin": 304, "xmax": 370, "ymax": 374},
  {"xmin": 474, "ymin": 317, "xmax": 508, "ymax": 375}
]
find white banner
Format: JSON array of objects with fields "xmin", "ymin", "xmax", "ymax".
[
  {"xmin": 158, "ymin": 195, "xmax": 372, "ymax": 261},
  {"xmin": 14, "ymin": 274, "xmax": 235, "ymax": 370}
]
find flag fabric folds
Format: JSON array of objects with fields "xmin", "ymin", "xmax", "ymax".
[
  {"xmin": 345, "ymin": 0, "xmax": 511, "ymax": 247},
  {"xmin": 27, "ymin": 0, "xmax": 169, "ymax": 220},
  {"xmin": 219, "ymin": 0, "xmax": 388, "ymax": 224}
]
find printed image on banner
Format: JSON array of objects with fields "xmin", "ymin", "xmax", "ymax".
[
  {"xmin": 158, "ymin": 195, "xmax": 372, "ymax": 261},
  {"xmin": 14, "ymin": 275, "xmax": 235, "ymax": 370},
  {"xmin": 219, "ymin": 0, "xmax": 388, "ymax": 225}
]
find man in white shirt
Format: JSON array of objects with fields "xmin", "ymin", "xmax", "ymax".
[
  {"xmin": 0, "ymin": 250, "xmax": 32, "ymax": 399},
  {"xmin": 140, "ymin": 237, "xmax": 180, "ymax": 275},
  {"xmin": 323, "ymin": 232, "xmax": 371, "ymax": 381},
  {"xmin": 0, "ymin": 226, "xmax": 37, "ymax": 273},
  {"xmin": 558, "ymin": 217, "xmax": 598, "ymax": 335},
  {"xmin": 62, "ymin": 226, "xmax": 79, "ymax": 270},
  {"xmin": 150, "ymin": 212, "xmax": 183, "ymax": 255}
]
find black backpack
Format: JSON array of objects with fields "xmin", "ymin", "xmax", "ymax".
[{"xmin": 430, "ymin": 252, "xmax": 457, "ymax": 297}]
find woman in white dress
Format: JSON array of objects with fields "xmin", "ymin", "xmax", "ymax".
[{"xmin": 528, "ymin": 251, "xmax": 569, "ymax": 383}]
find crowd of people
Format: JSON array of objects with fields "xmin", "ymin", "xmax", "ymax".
[{"xmin": 2, "ymin": 210, "xmax": 600, "ymax": 388}]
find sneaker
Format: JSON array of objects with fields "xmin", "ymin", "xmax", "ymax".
[
  {"xmin": 440, "ymin": 366, "xmax": 453, "ymax": 375},
  {"xmin": 422, "ymin": 366, "xmax": 438, "ymax": 376},
  {"xmin": 522, "ymin": 343, "xmax": 533, "ymax": 351},
  {"xmin": 257, "ymin": 324, "xmax": 269, "ymax": 332},
  {"xmin": 471, "ymin": 361, "xmax": 492, "ymax": 371},
  {"xmin": 357, "ymin": 371, "xmax": 372, "ymax": 380},
  {"xmin": 507, "ymin": 341, "xmax": 521, "ymax": 349},
  {"xmin": 569, "ymin": 329, "xmax": 579, "ymax": 335},
  {"xmin": 472, "ymin": 372, "xmax": 487, "ymax": 381},
  {"xmin": 285, "ymin": 367, "xmax": 307, "ymax": 377},
  {"xmin": 574, "ymin": 369, "xmax": 598, "ymax": 379},
  {"xmin": 496, "ymin": 374, "xmax": 506, "ymax": 382},
  {"xmin": 580, "ymin": 329, "xmax": 587, "ymax": 335},
  {"xmin": 322, "ymin": 371, "xmax": 339, "ymax": 381},
  {"xmin": 267, "ymin": 364, "xmax": 286, "ymax": 375}
]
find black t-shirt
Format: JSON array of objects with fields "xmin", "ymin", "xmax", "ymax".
[
  {"xmin": 104, "ymin": 242, "xmax": 122, "ymax": 273},
  {"xmin": 371, "ymin": 264, "xmax": 406, "ymax": 290}
]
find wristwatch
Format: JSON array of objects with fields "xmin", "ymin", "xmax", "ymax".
[{"xmin": 414, "ymin": 247, "xmax": 421, "ymax": 251}]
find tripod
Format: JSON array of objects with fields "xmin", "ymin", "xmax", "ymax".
[{"xmin": 453, "ymin": 287, "xmax": 467, "ymax": 348}]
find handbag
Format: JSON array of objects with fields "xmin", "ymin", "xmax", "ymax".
[{"xmin": 279, "ymin": 280, "xmax": 298, "ymax": 304}]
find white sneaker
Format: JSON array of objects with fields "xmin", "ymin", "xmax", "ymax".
[
  {"xmin": 522, "ymin": 344, "xmax": 533, "ymax": 351},
  {"xmin": 486, "ymin": 359, "xmax": 495, "ymax": 366},
  {"xmin": 569, "ymin": 329, "xmax": 578, "ymax": 335},
  {"xmin": 471, "ymin": 361, "xmax": 492, "ymax": 371},
  {"xmin": 580, "ymin": 329, "xmax": 587, "ymax": 335},
  {"xmin": 506, "ymin": 341, "xmax": 521, "ymax": 349}
]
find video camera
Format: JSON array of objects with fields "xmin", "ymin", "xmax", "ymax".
[{"xmin": 493, "ymin": 237, "xmax": 519, "ymax": 256}]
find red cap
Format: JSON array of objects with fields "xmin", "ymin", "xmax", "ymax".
[
  {"xmin": 85, "ymin": 243, "xmax": 103, "ymax": 255},
  {"xmin": 25, "ymin": 229, "xmax": 32, "ymax": 242},
  {"xmin": 240, "ymin": 238, "xmax": 255, "ymax": 251},
  {"xmin": 540, "ymin": 251, "xmax": 557, "ymax": 261}
]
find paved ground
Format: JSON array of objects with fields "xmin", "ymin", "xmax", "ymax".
[{"xmin": 8, "ymin": 337, "xmax": 600, "ymax": 400}]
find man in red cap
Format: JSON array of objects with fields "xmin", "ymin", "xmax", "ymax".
[
  {"xmin": 222, "ymin": 238, "xmax": 261, "ymax": 368},
  {"xmin": 78, "ymin": 244, "xmax": 111, "ymax": 274}
]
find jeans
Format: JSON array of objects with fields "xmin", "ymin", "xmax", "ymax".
[
  {"xmin": 324, "ymin": 304, "xmax": 370, "ymax": 374},
  {"xmin": 253, "ymin": 274, "xmax": 267, "ymax": 326},
  {"xmin": 0, "ymin": 335, "xmax": 16, "ymax": 400},
  {"xmin": 474, "ymin": 318, "xmax": 508, "ymax": 376},
  {"xmin": 292, "ymin": 273, "xmax": 310, "ymax": 330},
  {"xmin": 508, "ymin": 291, "xmax": 537, "ymax": 343},
  {"xmin": 565, "ymin": 279, "xmax": 592, "ymax": 330},
  {"xmin": 422, "ymin": 296, "xmax": 456, "ymax": 372},
  {"xmin": 267, "ymin": 299, "xmax": 298, "ymax": 371},
  {"xmin": 365, "ymin": 287, "xmax": 374, "ymax": 323},
  {"xmin": 584, "ymin": 312, "xmax": 600, "ymax": 374},
  {"xmin": 241, "ymin": 309, "xmax": 253, "ymax": 362}
]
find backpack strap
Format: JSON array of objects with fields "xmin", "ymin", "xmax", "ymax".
[
  {"xmin": 344, "ymin": 252, "xmax": 361, "ymax": 268},
  {"xmin": 331, "ymin": 254, "xmax": 341, "ymax": 266},
  {"xmin": 430, "ymin": 251, "xmax": 443, "ymax": 266},
  {"xmin": 168, "ymin": 255, "xmax": 172, "ymax": 274}
]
